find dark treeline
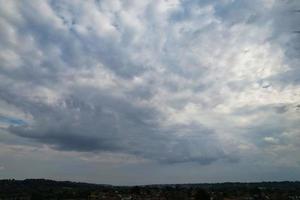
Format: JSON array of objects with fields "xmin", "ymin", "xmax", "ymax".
[{"xmin": 0, "ymin": 179, "xmax": 300, "ymax": 200}]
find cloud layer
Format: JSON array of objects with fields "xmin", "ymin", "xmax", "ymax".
[{"xmin": 0, "ymin": 0, "xmax": 299, "ymax": 184}]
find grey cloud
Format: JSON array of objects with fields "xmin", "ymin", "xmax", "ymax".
[
  {"xmin": 3, "ymin": 86, "xmax": 229, "ymax": 164},
  {"xmin": 233, "ymin": 103, "xmax": 300, "ymax": 151},
  {"xmin": 232, "ymin": 104, "xmax": 291, "ymax": 115},
  {"xmin": 267, "ymin": 1, "xmax": 300, "ymax": 85}
]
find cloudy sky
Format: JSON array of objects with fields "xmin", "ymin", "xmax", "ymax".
[{"xmin": 0, "ymin": 0, "xmax": 300, "ymax": 185}]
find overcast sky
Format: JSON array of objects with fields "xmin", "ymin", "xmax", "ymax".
[{"xmin": 0, "ymin": 0, "xmax": 300, "ymax": 185}]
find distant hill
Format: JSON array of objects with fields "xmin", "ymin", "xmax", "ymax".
[
  {"xmin": 0, "ymin": 179, "xmax": 300, "ymax": 188},
  {"xmin": 151, "ymin": 181, "xmax": 300, "ymax": 189},
  {"xmin": 1, "ymin": 178, "xmax": 300, "ymax": 189}
]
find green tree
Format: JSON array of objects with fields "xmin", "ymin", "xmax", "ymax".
[{"xmin": 194, "ymin": 189, "xmax": 210, "ymax": 200}]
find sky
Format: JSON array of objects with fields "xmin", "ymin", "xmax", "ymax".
[{"xmin": 0, "ymin": 0, "xmax": 299, "ymax": 185}]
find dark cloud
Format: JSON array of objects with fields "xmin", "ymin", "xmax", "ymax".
[
  {"xmin": 2, "ymin": 86, "xmax": 228, "ymax": 164},
  {"xmin": 267, "ymin": 0, "xmax": 300, "ymax": 85}
]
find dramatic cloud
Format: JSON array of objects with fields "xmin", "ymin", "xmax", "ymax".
[{"xmin": 0, "ymin": 0, "xmax": 299, "ymax": 184}]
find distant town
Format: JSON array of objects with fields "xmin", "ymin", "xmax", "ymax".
[{"xmin": 0, "ymin": 179, "xmax": 300, "ymax": 200}]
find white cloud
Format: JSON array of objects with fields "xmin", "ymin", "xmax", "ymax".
[{"xmin": 263, "ymin": 136, "xmax": 279, "ymax": 144}]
